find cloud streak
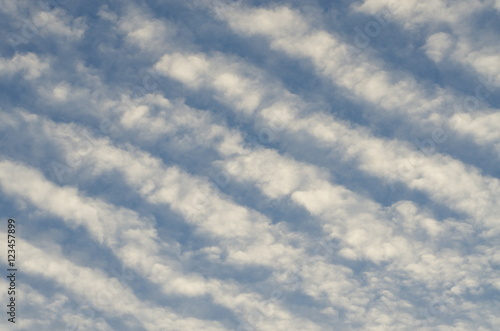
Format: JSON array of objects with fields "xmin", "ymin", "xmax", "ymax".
[{"xmin": 1, "ymin": 0, "xmax": 499, "ymax": 330}]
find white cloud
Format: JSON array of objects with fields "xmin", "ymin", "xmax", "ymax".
[
  {"xmin": 212, "ymin": 2, "xmax": 500, "ymax": 164},
  {"xmin": 32, "ymin": 9, "xmax": 87, "ymax": 39},
  {"xmin": 152, "ymin": 46, "xmax": 500, "ymax": 233},
  {"xmin": 424, "ymin": 32, "xmax": 456, "ymax": 63},
  {"xmin": 0, "ymin": 112, "xmax": 325, "ymax": 330},
  {"xmin": 0, "ymin": 233, "xmax": 227, "ymax": 331},
  {"xmin": 145, "ymin": 39, "xmax": 499, "ymax": 328},
  {"xmin": 0, "ymin": 53, "xmax": 49, "ymax": 79},
  {"xmin": 2, "ymin": 1, "xmax": 499, "ymax": 329},
  {"xmin": 155, "ymin": 53, "xmax": 210, "ymax": 88},
  {"xmin": 354, "ymin": 0, "xmax": 480, "ymax": 28},
  {"xmin": 355, "ymin": 0, "xmax": 500, "ymax": 144},
  {"xmin": 114, "ymin": 4, "xmax": 177, "ymax": 55},
  {"xmin": 0, "ymin": 276, "xmax": 114, "ymax": 330},
  {"xmin": 22, "ymin": 75, "xmax": 494, "ymax": 329}
]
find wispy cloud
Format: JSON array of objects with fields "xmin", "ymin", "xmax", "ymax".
[
  {"xmin": 211, "ymin": 1, "xmax": 500, "ymax": 167},
  {"xmin": 1, "ymin": 0, "xmax": 499, "ymax": 330},
  {"xmin": 153, "ymin": 47, "xmax": 500, "ymax": 231}
]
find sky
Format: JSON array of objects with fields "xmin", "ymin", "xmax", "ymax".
[{"xmin": 0, "ymin": 0, "xmax": 500, "ymax": 330}]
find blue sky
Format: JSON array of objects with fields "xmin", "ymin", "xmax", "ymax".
[{"xmin": 1, "ymin": 0, "xmax": 500, "ymax": 330}]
